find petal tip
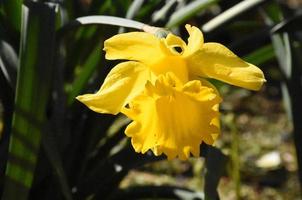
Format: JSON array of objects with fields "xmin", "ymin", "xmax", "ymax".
[
  {"xmin": 75, "ymin": 95, "xmax": 85, "ymax": 102},
  {"xmin": 185, "ymin": 24, "xmax": 192, "ymax": 30}
]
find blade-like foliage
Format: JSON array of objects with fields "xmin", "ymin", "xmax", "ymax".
[
  {"xmin": 0, "ymin": 40, "xmax": 18, "ymax": 89},
  {"xmin": 152, "ymin": 0, "xmax": 177, "ymax": 23},
  {"xmin": 1, "ymin": 2, "xmax": 58, "ymax": 200},
  {"xmin": 118, "ymin": 0, "xmax": 145, "ymax": 33},
  {"xmin": 76, "ymin": 146, "xmax": 164, "ymax": 199},
  {"xmin": 201, "ymin": 144, "xmax": 228, "ymax": 200},
  {"xmin": 41, "ymin": 127, "xmax": 73, "ymax": 200},
  {"xmin": 202, "ymin": 0, "xmax": 269, "ymax": 32},
  {"xmin": 244, "ymin": 44, "xmax": 275, "ymax": 66},
  {"xmin": 166, "ymin": 0, "xmax": 218, "ymax": 28},
  {"xmin": 66, "ymin": 45, "xmax": 102, "ymax": 106},
  {"xmin": 264, "ymin": 2, "xmax": 302, "ymax": 191},
  {"xmin": 2, "ymin": 0, "xmax": 22, "ymax": 31}
]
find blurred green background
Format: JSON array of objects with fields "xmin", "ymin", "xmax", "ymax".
[{"xmin": 1, "ymin": 0, "xmax": 302, "ymax": 199}]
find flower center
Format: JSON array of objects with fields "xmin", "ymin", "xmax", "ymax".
[{"xmin": 150, "ymin": 56, "xmax": 188, "ymax": 84}]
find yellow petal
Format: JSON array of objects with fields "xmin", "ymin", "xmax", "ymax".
[
  {"xmin": 104, "ymin": 32, "xmax": 167, "ymax": 65},
  {"xmin": 164, "ymin": 33, "xmax": 186, "ymax": 55},
  {"xmin": 76, "ymin": 61, "xmax": 150, "ymax": 115},
  {"xmin": 122, "ymin": 74, "xmax": 221, "ymax": 160},
  {"xmin": 183, "ymin": 24, "xmax": 204, "ymax": 57},
  {"xmin": 187, "ymin": 42, "xmax": 266, "ymax": 90}
]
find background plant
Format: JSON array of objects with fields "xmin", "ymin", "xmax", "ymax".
[{"xmin": 0, "ymin": 0, "xmax": 301, "ymax": 199}]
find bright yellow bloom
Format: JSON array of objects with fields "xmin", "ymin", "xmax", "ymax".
[
  {"xmin": 121, "ymin": 73, "xmax": 221, "ymax": 160},
  {"xmin": 77, "ymin": 25, "xmax": 265, "ymax": 115},
  {"xmin": 76, "ymin": 24, "xmax": 265, "ymax": 159}
]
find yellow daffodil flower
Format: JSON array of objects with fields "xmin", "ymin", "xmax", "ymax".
[
  {"xmin": 77, "ymin": 24, "xmax": 265, "ymax": 115},
  {"xmin": 121, "ymin": 73, "xmax": 221, "ymax": 160},
  {"xmin": 76, "ymin": 24, "xmax": 265, "ymax": 159}
]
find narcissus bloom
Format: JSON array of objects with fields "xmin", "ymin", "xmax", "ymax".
[{"xmin": 77, "ymin": 24, "xmax": 265, "ymax": 159}]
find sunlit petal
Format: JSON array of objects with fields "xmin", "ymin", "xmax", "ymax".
[
  {"xmin": 187, "ymin": 42, "xmax": 266, "ymax": 90},
  {"xmin": 104, "ymin": 32, "xmax": 168, "ymax": 65},
  {"xmin": 76, "ymin": 61, "xmax": 150, "ymax": 115},
  {"xmin": 164, "ymin": 33, "xmax": 186, "ymax": 55},
  {"xmin": 183, "ymin": 24, "xmax": 204, "ymax": 57}
]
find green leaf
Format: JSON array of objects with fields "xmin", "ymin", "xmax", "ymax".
[
  {"xmin": 83, "ymin": 115, "xmax": 130, "ymax": 170},
  {"xmin": 265, "ymin": 2, "xmax": 302, "ymax": 191},
  {"xmin": 41, "ymin": 127, "xmax": 73, "ymax": 200},
  {"xmin": 270, "ymin": 13, "xmax": 302, "ymax": 34},
  {"xmin": 76, "ymin": 146, "xmax": 164, "ymax": 199},
  {"xmin": 243, "ymin": 44, "xmax": 275, "ymax": 66},
  {"xmin": 119, "ymin": 0, "xmax": 145, "ymax": 33},
  {"xmin": 225, "ymin": 114, "xmax": 241, "ymax": 199},
  {"xmin": 264, "ymin": 2, "xmax": 283, "ymax": 23},
  {"xmin": 152, "ymin": 0, "xmax": 177, "ymax": 23},
  {"xmin": 135, "ymin": 0, "xmax": 161, "ymax": 20},
  {"xmin": 280, "ymin": 82, "xmax": 292, "ymax": 121},
  {"xmin": 166, "ymin": 0, "xmax": 218, "ymax": 28},
  {"xmin": 202, "ymin": 0, "xmax": 267, "ymax": 33},
  {"xmin": 92, "ymin": 115, "xmax": 131, "ymax": 157},
  {"xmin": 264, "ymin": 5, "xmax": 290, "ymax": 78},
  {"xmin": 203, "ymin": 145, "xmax": 228, "ymax": 200},
  {"xmin": 2, "ymin": 0, "xmax": 22, "ymax": 31},
  {"xmin": 0, "ymin": 40, "xmax": 18, "ymax": 89},
  {"xmin": 1, "ymin": 2, "xmax": 58, "ymax": 200},
  {"xmin": 0, "ymin": 64, "xmax": 14, "ymax": 192},
  {"xmin": 125, "ymin": 0, "xmax": 144, "ymax": 19},
  {"xmin": 66, "ymin": 44, "xmax": 102, "ymax": 106}
]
